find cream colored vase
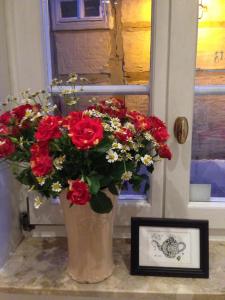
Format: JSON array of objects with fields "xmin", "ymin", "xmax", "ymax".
[{"xmin": 60, "ymin": 189, "xmax": 116, "ymax": 283}]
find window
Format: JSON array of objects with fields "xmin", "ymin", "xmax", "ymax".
[
  {"xmin": 33, "ymin": 0, "xmax": 157, "ymax": 229},
  {"xmin": 191, "ymin": 0, "xmax": 225, "ymax": 203},
  {"xmin": 6, "ymin": 0, "xmax": 225, "ymax": 232},
  {"xmin": 50, "ymin": 0, "xmax": 111, "ymax": 30}
]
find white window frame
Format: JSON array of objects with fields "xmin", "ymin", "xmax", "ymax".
[
  {"xmin": 51, "ymin": 0, "xmax": 111, "ymax": 30},
  {"xmin": 163, "ymin": 0, "xmax": 225, "ymax": 235}
]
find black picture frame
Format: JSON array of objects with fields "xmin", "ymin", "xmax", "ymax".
[{"xmin": 131, "ymin": 217, "xmax": 209, "ymax": 278}]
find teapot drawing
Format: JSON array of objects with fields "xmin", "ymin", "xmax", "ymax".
[{"xmin": 152, "ymin": 236, "xmax": 186, "ymax": 258}]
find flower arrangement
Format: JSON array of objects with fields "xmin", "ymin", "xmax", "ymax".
[{"xmin": 0, "ymin": 78, "xmax": 171, "ymax": 213}]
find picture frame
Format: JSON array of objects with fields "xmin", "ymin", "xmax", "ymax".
[{"xmin": 131, "ymin": 217, "xmax": 209, "ymax": 278}]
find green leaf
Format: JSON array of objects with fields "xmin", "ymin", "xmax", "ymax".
[
  {"xmin": 90, "ymin": 191, "xmax": 113, "ymax": 214},
  {"xmin": 108, "ymin": 184, "xmax": 119, "ymax": 195},
  {"xmin": 9, "ymin": 137, "xmax": 18, "ymax": 144},
  {"xmin": 86, "ymin": 176, "xmax": 100, "ymax": 195},
  {"xmin": 92, "ymin": 139, "xmax": 111, "ymax": 153}
]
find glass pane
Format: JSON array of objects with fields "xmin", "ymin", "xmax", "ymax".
[
  {"xmin": 50, "ymin": 0, "xmax": 151, "ymax": 87},
  {"xmin": 60, "ymin": 0, "xmax": 77, "ymax": 18},
  {"xmin": 84, "ymin": 0, "xmax": 100, "ymax": 17},
  {"xmin": 191, "ymin": 0, "xmax": 225, "ymax": 202}
]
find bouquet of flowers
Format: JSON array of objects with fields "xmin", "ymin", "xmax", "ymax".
[{"xmin": 0, "ymin": 79, "xmax": 171, "ymax": 214}]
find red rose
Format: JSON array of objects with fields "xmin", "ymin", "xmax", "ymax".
[
  {"xmin": 67, "ymin": 179, "xmax": 91, "ymax": 205},
  {"xmin": 127, "ymin": 111, "xmax": 150, "ymax": 131},
  {"xmin": 115, "ymin": 128, "xmax": 133, "ymax": 142},
  {"xmin": 0, "ymin": 124, "xmax": 9, "ymax": 135},
  {"xmin": 62, "ymin": 111, "xmax": 83, "ymax": 129},
  {"xmin": 134, "ymin": 118, "xmax": 151, "ymax": 131},
  {"xmin": 149, "ymin": 116, "xmax": 166, "ymax": 129},
  {"xmin": 31, "ymin": 155, "xmax": 53, "ymax": 177},
  {"xmin": 12, "ymin": 104, "xmax": 33, "ymax": 121},
  {"xmin": 127, "ymin": 111, "xmax": 146, "ymax": 122},
  {"xmin": 151, "ymin": 127, "xmax": 169, "ymax": 143},
  {"xmin": 158, "ymin": 144, "xmax": 172, "ymax": 160},
  {"xmin": 35, "ymin": 116, "xmax": 62, "ymax": 142},
  {"xmin": 0, "ymin": 111, "xmax": 13, "ymax": 125},
  {"xmin": 0, "ymin": 137, "xmax": 15, "ymax": 158},
  {"xmin": 148, "ymin": 116, "xmax": 169, "ymax": 142},
  {"xmin": 30, "ymin": 142, "xmax": 49, "ymax": 158},
  {"xmin": 69, "ymin": 117, "xmax": 103, "ymax": 150}
]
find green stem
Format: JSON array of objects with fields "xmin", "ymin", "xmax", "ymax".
[{"xmin": 123, "ymin": 160, "xmax": 127, "ymax": 172}]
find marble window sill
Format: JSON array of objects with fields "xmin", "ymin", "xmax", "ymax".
[{"xmin": 0, "ymin": 238, "xmax": 225, "ymax": 300}]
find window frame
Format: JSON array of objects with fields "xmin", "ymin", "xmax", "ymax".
[
  {"xmin": 50, "ymin": 0, "xmax": 111, "ymax": 31},
  {"xmin": 163, "ymin": 0, "xmax": 225, "ymax": 232}
]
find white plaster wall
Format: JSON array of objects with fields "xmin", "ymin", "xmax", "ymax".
[
  {"xmin": 0, "ymin": 0, "xmax": 23, "ymax": 268},
  {"xmin": 0, "ymin": 0, "xmax": 10, "ymax": 97}
]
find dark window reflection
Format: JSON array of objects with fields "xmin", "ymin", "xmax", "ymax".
[
  {"xmin": 61, "ymin": 0, "xmax": 78, "ymax": 18},
  {"xmin": 84, "ymin": 0, "xmax": 100, "ymax": 17}
]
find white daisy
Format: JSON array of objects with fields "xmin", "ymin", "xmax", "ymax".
[
  {"xmin": 112, "ymin": 142, "xmax": 122, "ymax": 150},
  {"xmin": 103, "ymin": 123, "xmax": 113, "ymax": 132},
  {"xmin": 24, "ymin": 109, "xmax": 33, "ymax": 119},
  {"xmin": 124, "ymin": 122, "xmax": 135, "ymax": 132},
  {"xmin": 106, "ymin": 150, "xmax": 118, "ymax": 163},
  {"xmin": 53, "ymin": 155, "xmax": 65, "ymax": 170},
  {"xmin": 110, "ymin": 118, "xmax": 121, "ymax": 129},
  {"xmin": 144, "ymin": 132, "xmax": 154, "ymax": 141},
  {"xmin": 121, "ymin": 171, "xmax": 133, "ymax": 181},
  {"xmin": 51, "ymin": 182, "xmax": 62, "ymax": 193},
  {"xmin": 34, "ymin": 196, "xmax": 44, "ymax": 209},
  {"xmin": 141, "ymin": 154, "xmax": 153, "ymax": 166},
  {"xmin": 36, "ymin": 177, "xmax": 46, "ymax": 186},
  {"xmin": 120, "ymin": 145, "xmax": 130, "ymax": 153},
  {"xmin": 125, "ymin": 153, "xmax": 133, "ymax": 160}
]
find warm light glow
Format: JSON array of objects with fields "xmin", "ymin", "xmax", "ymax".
[
  {"xmin": 197, "ymin": 0, "xmax": 225, "ymax": 69},
  {"xmin": 139, "ymin": 2, "xmax": 151, "ymax": 22}
]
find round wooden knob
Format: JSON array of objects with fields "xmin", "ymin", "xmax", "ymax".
[{"xmin": 174, "ymin": 117, "xmax": 189, "ymax": 144}]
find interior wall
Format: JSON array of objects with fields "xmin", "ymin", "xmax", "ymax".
[
  {"xmin": 0, "ymin": 0, "xmax": 23, "ymax": 268},
  {"xmin": 0, "ymin": 0, "xmax": 10, "ymax": 99}
]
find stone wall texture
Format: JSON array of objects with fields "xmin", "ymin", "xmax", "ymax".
[{"xmin": 51, "ymin": 0, "xmax": 151, "ymax": 113}]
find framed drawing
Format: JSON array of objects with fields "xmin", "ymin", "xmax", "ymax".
[{"xmin": 131, "ymin": 218, "xmax": 209, "ymax": 278}]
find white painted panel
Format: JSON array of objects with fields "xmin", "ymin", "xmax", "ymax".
[
  {"xmin": 0, "ymin": 0, "xmax": 10, "ymax": 99},
  {"xmin": 164, "ymin": 0, "xmax": 225, "ymax": 229},
  {"xmin": 0, "ymin": 0, "xmax": 22, "ymax": 268},
  {"xmin": 5, "ymin": 0, "xmax": 47, "ymax": 95}
]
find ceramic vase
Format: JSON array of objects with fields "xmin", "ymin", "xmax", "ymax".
[{"xmin": 60, "ymin": 189, "xmax": 116, "ymax": 283}]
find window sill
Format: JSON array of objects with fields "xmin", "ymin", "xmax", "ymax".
[{"xmin": 0, "ymin": 238, "xmax": 224, "ymax": 300}]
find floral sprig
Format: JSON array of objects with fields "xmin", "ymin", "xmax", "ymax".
[{"xmin": 0, "ymin": 76, "xmax": 172, "ymax": 214}]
